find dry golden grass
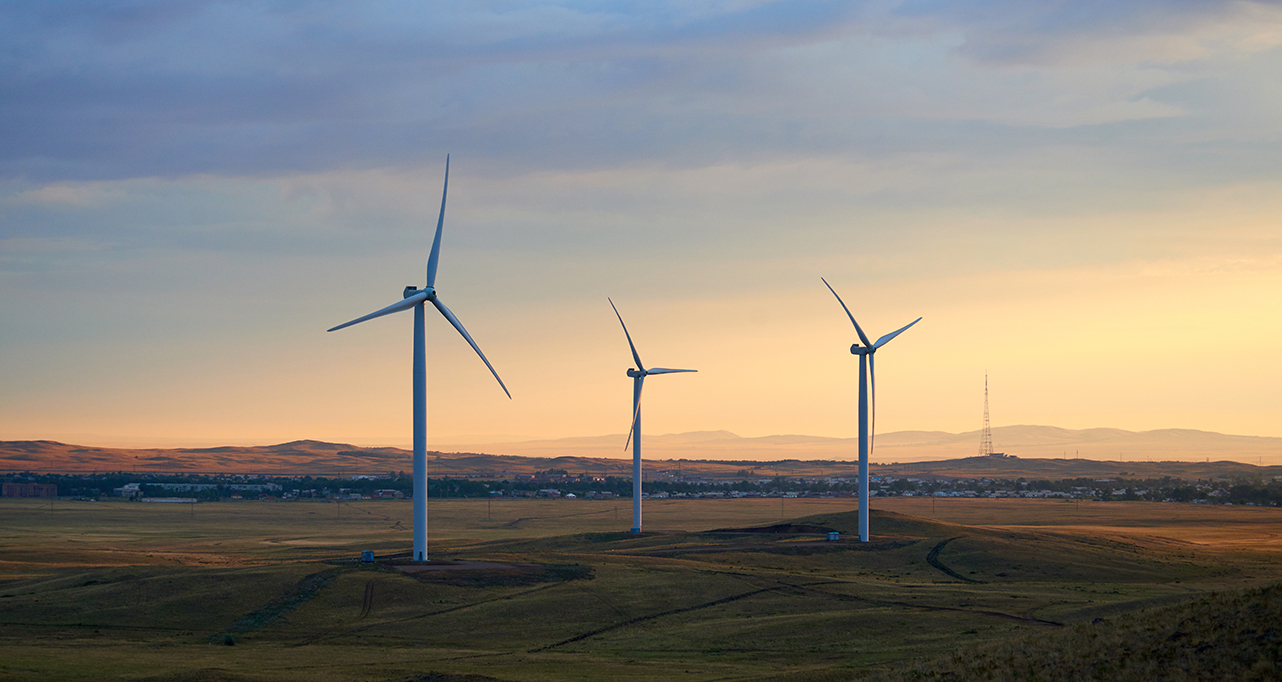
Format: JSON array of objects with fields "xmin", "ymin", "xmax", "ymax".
[
  {"xmin": 2, "ymin": 497, "xmax": 1281, "ymax": 681},
  {"xmin": 860, "ymin": 583, "xmax": 1282, "ymax": 682},
  {"xmin": 874, "ymin": 497, "xmax": 1282, "ymax": 548}
]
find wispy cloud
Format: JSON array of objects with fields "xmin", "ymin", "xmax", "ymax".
[{"xmin": 4, "ymin": 1, "xmax": 1280, "ymax": 181}]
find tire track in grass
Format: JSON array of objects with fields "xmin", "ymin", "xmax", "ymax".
[
  {"xmin": 357, "ymin": 579, "xmax": 375, "ymax": 621},
  {"xmin": 791, "ymin": 582, "xmax": 1063, "ymax": 627},
  {"xmin": 212, "ymin": 567, "xmax": 343, "ymax": 642},
  {"xmin": 502, "ymin": 507, "xmax": 609, "ymax": 529},
  {"xmin": 629, "ymin": 546, "xmax": 1057, "ymax": 629},
  {"xmin": 692, "ymin": 570, "xmax": 1062, "ymax": 628},
  {"xmin": 926, "ymin": 537, "xmax": 984, "ymax": 583},
  {"xmin": 292, "ymin": 581, "xmax": 565, "ymax": 646},
  {"xmin": 530, "ymin": 584, "xmax": 788, "ymax": 652}
]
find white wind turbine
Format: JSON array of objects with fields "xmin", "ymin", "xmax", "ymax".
[
  {"xmin": 329, "ymin": 156, "xmax": 510, "ymax": 562},
  {"xmin": 609, "ymin": 298, "xmax": 696, "ymax": 534},
  {"xmin": 822, "ymin": 278, "xmax": 920, "ymax": 543}
]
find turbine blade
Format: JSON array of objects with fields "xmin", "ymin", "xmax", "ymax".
[
  {"xmin": 873, "ymin": 317, "xmax": 922, "ymax": 349},
  {"xmin": 624, "ymin": 375, "xmax": 646, "ymax": 450},
  {"xmin": 608, "ymin": 298, "xmax": 645, "ymax": 371},
  {"xmin": 822, "ymin": 278, "xmax": 872, "ymax": 348},
  {"xmin": 431, "ymin": 297, "xmax": 511, "ymax": 399},
  {"xmin": 425, "ymin": 155, "xmax": 449, "ymax": 288},
  {"xmin": 645, "ymin": 368, "xmax": 697, "ymax": 375},
  {"xmin": 327, "ymin": 292, "xmax": 426, "ymax": 332}
]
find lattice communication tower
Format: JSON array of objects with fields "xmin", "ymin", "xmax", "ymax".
[{"xmin": 979, "ymin": 374, "xmax": 994, "ymax": 457}]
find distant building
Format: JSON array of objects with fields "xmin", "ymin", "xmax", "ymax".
[
  {"xmin": 2, "ymin": 482, "xmax": 57, "ymax": 498},
  {"xmin": 113, "ymin": 483, "xmax": 142, "ymax": 498},
  {"xmin": 157, "ymin": 483, "xmax": 217, "ymax": 492}
]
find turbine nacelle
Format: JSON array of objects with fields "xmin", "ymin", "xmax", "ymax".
[
  {"xmin": 627, "ymin": 368, "xmax": 644, "ymax": 378},
  {"xmin": 850, "ymin": 344, "xmax": 872, "ymax": 356},
  {"xmin": 404, "ymin": 285, "xmax": 437, "ymax": 300}
]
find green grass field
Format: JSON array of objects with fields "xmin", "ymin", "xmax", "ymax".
[{"xmin": 1, "ymin": 497, "xmax": 1279, "ymax": 681}]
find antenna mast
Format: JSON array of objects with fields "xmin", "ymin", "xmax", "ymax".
[{"xmin": 979, "ymin": 374, "xmax": 993, "ymax": 457}]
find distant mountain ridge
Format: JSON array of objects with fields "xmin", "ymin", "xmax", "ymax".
[
  {"xmin": 449, "ymin": 425, "xmax": 1282, "ymax": 464},
  {"xmin": 2, "ymin": 425, "xmax": 1277, "ymax": 476}
]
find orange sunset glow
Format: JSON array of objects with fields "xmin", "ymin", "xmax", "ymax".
[{"xmin": 1, "ymin": 3, "xmax": 1279, "ymax": 462}]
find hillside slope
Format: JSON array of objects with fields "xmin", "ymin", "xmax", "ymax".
[{"xmin": 863, "ymin": 583, "xmax": 1282, "ymax": 682}]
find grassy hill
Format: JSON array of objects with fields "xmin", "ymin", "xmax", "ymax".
[
  {"xmin": 861, "ymin": 583, "xmax": 1282, "ymax": 682},
  {"xmin": 2, "ymin": 497, "xmax": 1279, "ymax": 680}
]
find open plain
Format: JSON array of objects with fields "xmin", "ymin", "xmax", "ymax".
[{"xmin": 1, "ymin": 496, "xmax": 1280, "ymax": 681}]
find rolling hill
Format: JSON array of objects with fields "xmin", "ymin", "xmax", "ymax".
[
  {"xmin": 1, "ymin": 425, "xmax": 1280, "ymax": 479},
  {"xmin": 444, "ymin": 425, "xmax": 1282, "ymax": 464}
]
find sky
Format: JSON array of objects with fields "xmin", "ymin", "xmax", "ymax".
[{"xmin": 1, "ymin": 0, "xmax": 1280, "ymax": 451}]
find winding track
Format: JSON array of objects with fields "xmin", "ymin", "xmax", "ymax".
[
  {"xmin": 292, "ymin": 581, "xmax": 565, "ymax": 646},
  {"xmin": 926, "ymin": 537, "xmax": 984, "ymax": 583},
  {"xmin": 531, "ymin": 583, "xmax": 788, "ymax": 652},
  {"xmin": 356, "ymin": 579, "xmax": 374, "ymax": 621},
  {"xmin": 793, "ymin": 581, "xmax": 1063, "ymax": 627},
  {"xmin": 531, "ymin": 567, "xmax": 1062, "ymax": 652}
]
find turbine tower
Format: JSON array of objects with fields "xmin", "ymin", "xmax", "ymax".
[
  {"xmin": 329, "ymin": 156, "xmax": 510, "ymax": 562},
  {"xmin": 822, "ymin": 278, "xmax": 920, "ymax": 543},
  {"xmin": 609, "ymin": 298, "xmax": 696, "ymax": 534}
]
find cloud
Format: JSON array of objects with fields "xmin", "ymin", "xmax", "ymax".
[
  {"xmin": 900, "ymin": 0, "xmax": 1282, "ymax": 65},
  {"xmin": 0, "ymin": 1, "xmax": 868, "ymax": 178},
  {"xmin": 3, "ymin": 0, "xmax": 1281, "ymax": 183},
  {"xmin": 9, "ymin": 183, "xmax": 128, "ymax": 207}
]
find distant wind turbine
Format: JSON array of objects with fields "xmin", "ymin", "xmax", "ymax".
[
  {"xmin": 822, "ymin": 278, "xmax": 920, "ymax": 543},
  {"xmin": 609, "ymin": 298, "xmax": 696, "ymax": 534},
  {"xmin": 329, "ymin": 156, "xmax": 510, "ymax": 562}
]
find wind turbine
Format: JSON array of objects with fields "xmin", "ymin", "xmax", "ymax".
[
  {"xmin": 329, "ymin": 156, "xmax": 510, "ymax": 562},
  {"xmin": 822, "ymin": 278, "xmax": 920, "ymax": 543},
  {"xmin": 609, "ymin": 298, "xmax": 696, "ymax": 534}
]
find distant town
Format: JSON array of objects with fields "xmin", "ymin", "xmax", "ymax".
[{"xmin": 4, "ymin": 469, "xmax": 1280, "ymax": 506}]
